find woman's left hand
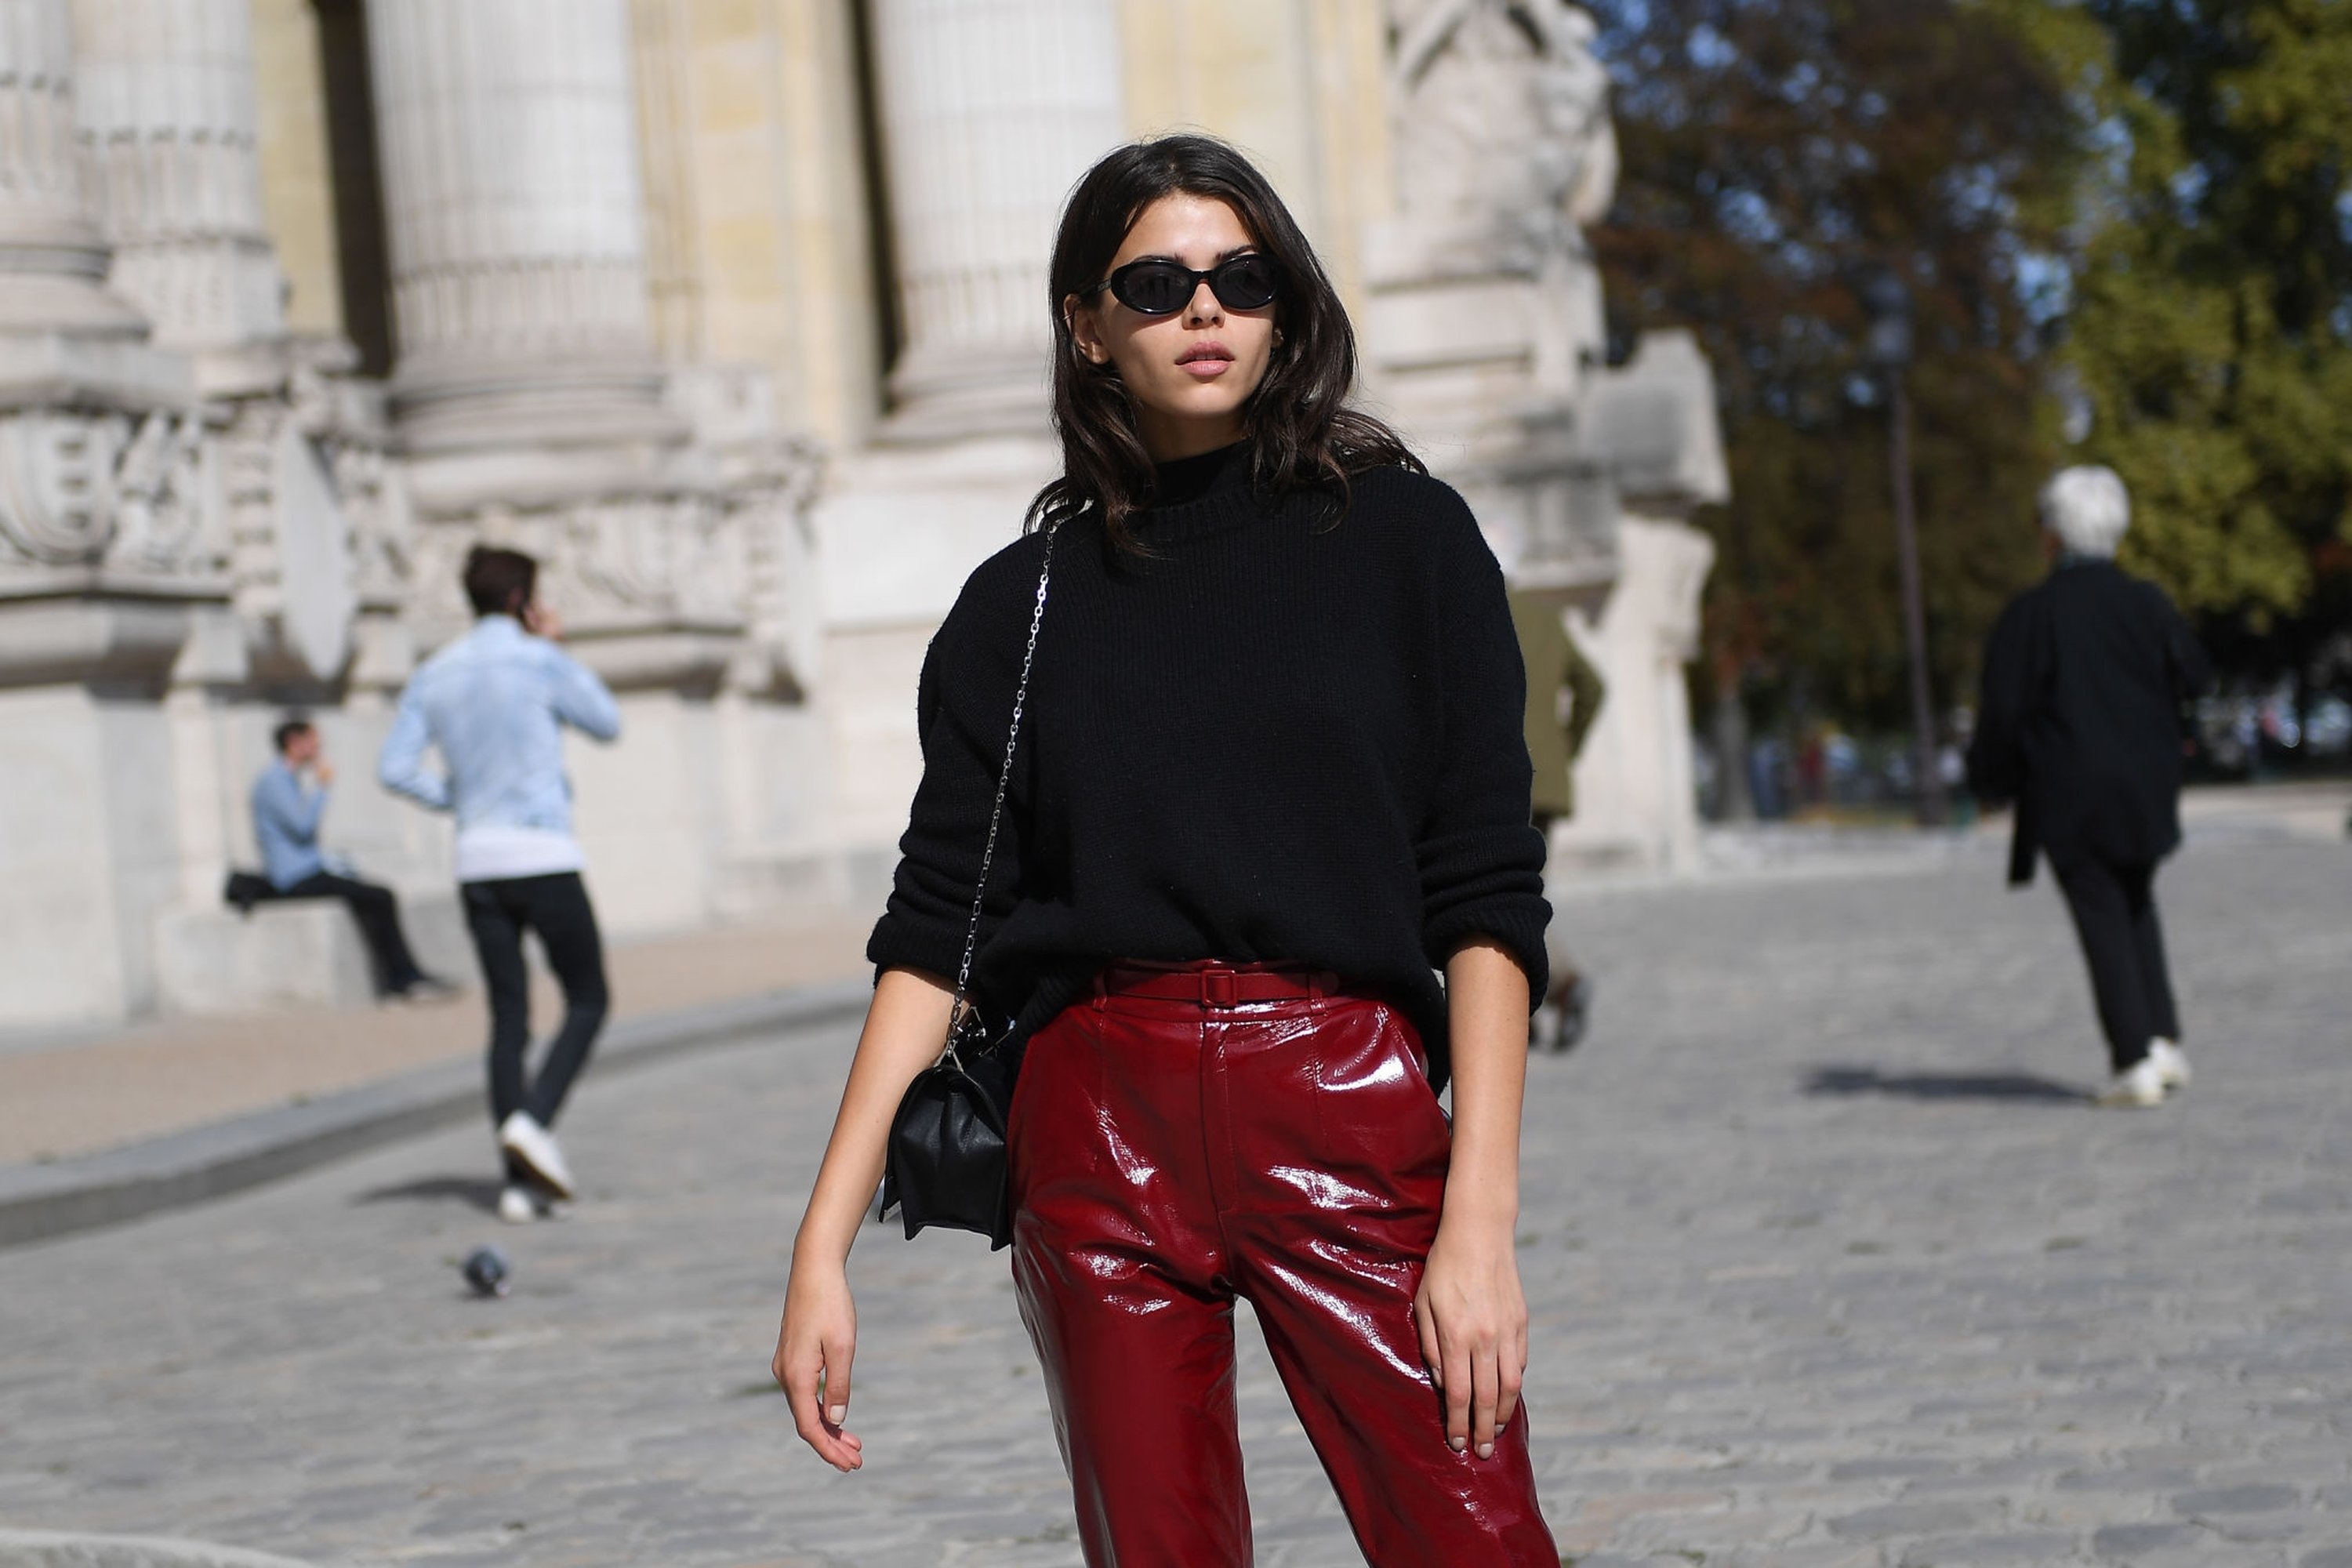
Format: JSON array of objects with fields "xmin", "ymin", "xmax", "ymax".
[{"xmin": 1414, "ymin": 1214, "xmax": 1528, "ymax": 1459}]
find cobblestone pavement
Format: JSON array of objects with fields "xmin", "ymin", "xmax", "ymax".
[{"xmin": 1, "ymin": 833, "xmax": 2347, "ymax": 1568}]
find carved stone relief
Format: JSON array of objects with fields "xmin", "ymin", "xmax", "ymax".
[
  {"xmin": 0, "ymin": 410, "xmax": 227, "ymax": 579},
  {"xmin": 399, "ymin": 438, "xmax": 822, "ymax": 697}
]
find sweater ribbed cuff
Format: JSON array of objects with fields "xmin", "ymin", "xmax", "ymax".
[
  {"xmin": 1424, "ymin": 900, "xmax": 1552, "ymax": 1011},
  {"xmin": 865, "ymin": 917, "xmax": 964, "ymax": 989}
]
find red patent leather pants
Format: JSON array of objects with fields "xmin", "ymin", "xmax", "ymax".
[{"xmin": 1007, "ymin": 961, "xmax": 1559, "ymax": 1567}]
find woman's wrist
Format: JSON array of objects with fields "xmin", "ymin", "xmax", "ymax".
[
  {"xmin": 791, "ymin": 1184, "xmax": 868, "ymax": 1272},
  {"xmin": 1436, "ymin": 1176, "xmax": 1519, "ymax": 1240}
]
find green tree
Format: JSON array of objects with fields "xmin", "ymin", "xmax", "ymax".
[
  {"xmin": 2049, "ymin": 0, "xmax": 2352, "ymax": 674},
  {"xmin": 1591, "ymin": 0, "xmax": 2084, "ymax": 736}
]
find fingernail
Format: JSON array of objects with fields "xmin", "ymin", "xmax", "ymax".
[
  {"xmin": 1450, "ymin": 1437, "xmax": 1466, "ymax": 1452},
  {"xmin": 827, "ymin": 1404, "xmax": 845, "ymax": 1424},
  {"xmin": 1477, "ymin": 1443, "xmax": 1494, "ymax": 1459}
]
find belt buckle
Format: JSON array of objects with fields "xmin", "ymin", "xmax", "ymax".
[{"xmin": 1201, "ymin": 969, "xmax": 1240, "ymax": 1009}]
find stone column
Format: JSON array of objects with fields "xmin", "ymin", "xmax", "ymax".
[
  {"xmin": 0, "ymin": 0, "xmax": 143, "ymax": 340},
  {"xmin": 867, "ymin": 0, "xmax": 1123, "ymax": 438},
  {"xmin": 69, "ymin": 0, "xmax": 286, "ymax": 365},
  {"xmin": 363, "ymin": 0, "xmax": 673, "ymax": 453}
]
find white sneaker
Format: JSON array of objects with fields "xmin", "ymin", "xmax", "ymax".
[
  {"xmin": 2148, "ymin": 1038, "xmax": 2191, "ymax": 1092},
  {"xmin": 497, "ymin": 1112, "xmax": 575, "ymax": 1199},
  {"xmin": 496, "ymin": 1185, "xmax": 537, "ymax": 1224},
  {"xmin": 2096, "ymin": 1055, "xmax": 2167, "ymax": 1109}
]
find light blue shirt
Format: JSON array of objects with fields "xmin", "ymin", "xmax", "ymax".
[
  {"xmin": 252, "ymin": 760, "xmax": 328, "ymax": 889},
  {"xmin": 377, "ymin": 616, "xmax": 621, "ymax": 837}
]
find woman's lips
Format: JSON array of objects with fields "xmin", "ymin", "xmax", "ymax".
[{"xmin": 1177, "ymin": 342, "xmax": 1234, "ymax": 379}]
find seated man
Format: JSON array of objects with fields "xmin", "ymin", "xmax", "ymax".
[{"xmin": 248, "ymin": 717, "xmax": 448, "ymax": 1001}]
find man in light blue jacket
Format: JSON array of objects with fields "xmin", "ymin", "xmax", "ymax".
[
  {"xmin": 381, "ymin": 546, "xmax": 622, "ymax": 1223},
  {"xmin": 247, "ymin": 715, "xmax": 440, "ymax": 999}
]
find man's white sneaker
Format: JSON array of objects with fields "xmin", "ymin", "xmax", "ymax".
[
  {"xmin": 497, "ymin": 1112, "xmax": 575, "ymax": 1199},
  {"xmin": 2148, "ymin": 1038, "xmax": 2191, "ymax": 1092},
  {"xmin": 496, "ymin": 1185, "xmax": 537, "ymax": 1224},
  {"xmin": 2095, "ymin": 1055, "xmax": 2167, "ymax": 1109}
]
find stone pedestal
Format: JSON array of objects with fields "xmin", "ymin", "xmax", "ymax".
[
  {"xmin": 812, "ymin": 434, "xmax": 1059, "ymax": 844},
  {"xmin": 1556, "ymin": 517, "xmax": 1717, "ymax": 873}
]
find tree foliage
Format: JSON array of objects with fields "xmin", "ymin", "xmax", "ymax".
[
  {"xmin": 2049, "ymin": 0, "xmax": 2352, "ymax": 662},
  {"xmin": 1593, "ymin": 0, "xmax": 2352, "ymax": 730},
  {"xmin": 1590, "ymin": 0, "xmax": 2083, "ymax": 728}
]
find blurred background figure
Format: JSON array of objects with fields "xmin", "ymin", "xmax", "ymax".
[
  {"xmin": 1512, "ymin": 589, "xmax": 1606, "ymax": 1051},
  {"xmin": 242, "ymin": 716, "xmax": 445, "ymax": 1003},
  {"xmin": 1967, "ymin": 467, "xmax": 2212, "ymax": 1109},
  {"xmin": 379, "ymin": 547, "xmax": 622, "ymax": 1224}
]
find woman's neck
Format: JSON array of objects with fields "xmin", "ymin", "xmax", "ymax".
[{"xmin": 1134, "ymin": 407, "xmax": 1244, "ymax": 463}]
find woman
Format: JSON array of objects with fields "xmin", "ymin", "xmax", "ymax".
[{"xmin": 772, "ymin": 134, "xmax": 1559, "ymax": 1565}]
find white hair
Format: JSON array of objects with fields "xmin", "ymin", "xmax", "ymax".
[{"xmin": 2038, "ymin": 465, "xmax": 2130, "ymax": 558}]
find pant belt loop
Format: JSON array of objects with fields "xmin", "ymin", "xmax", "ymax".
[
  {"xmin": 1203, "ymin": 969, "xmax": 1238, "ymax": 1009},
  {"xmin": 1092, "ymin": 971, "xmax": 1108, "ymax": 1011}
]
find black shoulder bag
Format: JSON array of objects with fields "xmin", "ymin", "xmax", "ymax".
[{"xmin": 880, "ymin": 526, "xmax": 1056, "ymax": 1250}]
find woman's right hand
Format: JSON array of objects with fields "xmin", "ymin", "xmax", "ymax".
[
  {"xmin": 775, "ymin": 1253, "xmax": 863, "ymax": 1471},
  {"xmin": 766, "ymin": 966, "xmax": 959, "ymax": 1474}
]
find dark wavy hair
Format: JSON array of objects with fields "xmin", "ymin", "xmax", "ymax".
[{"xmin": 1027, "ymin": 134, "xmax": 1421, "ymax": 547}]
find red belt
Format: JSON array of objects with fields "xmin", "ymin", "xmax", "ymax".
[{"xmin": 1093, "ymin": 960, "xmax": 1340, "ymax": 1008}]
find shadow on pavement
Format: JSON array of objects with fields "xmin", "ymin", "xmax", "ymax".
[
  {"xmin": 353, "ymin": 1174, "xmax": 503, "ymax": 1212},
  {"xmin": 1803, "ymin": 1065, "xmax": 2093, "ymax": 1105}
]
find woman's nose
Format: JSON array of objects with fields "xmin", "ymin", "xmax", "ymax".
[{"xmin": 1182, "ymin": 279, "xmax": 1222, "ymax": 327}]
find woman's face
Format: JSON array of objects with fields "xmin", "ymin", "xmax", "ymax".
[{"xmin": 1067, "ymin": 194, "xmax": 1277, "ymax": 463}]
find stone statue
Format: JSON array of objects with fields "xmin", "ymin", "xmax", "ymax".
[{"xmin": 1386, "ymin": 0, "xmax": 1619, "ymax": 387}]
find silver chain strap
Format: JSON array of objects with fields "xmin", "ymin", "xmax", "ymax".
[{"xmin": 945, "ymin": 524, "xmax": 1058, "ymax": 1067}]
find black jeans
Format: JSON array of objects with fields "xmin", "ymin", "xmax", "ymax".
[
  {"xmin": 462, "ymin": 873, "xmax": 609, "ymax": 1174},
  {"xmin": 252, "ymin": 873, "xmax": 426, "ymax": 996},
  {"xmin": 2055, "ymin": 856, "xmax": 2180, "ymax": 1072}
]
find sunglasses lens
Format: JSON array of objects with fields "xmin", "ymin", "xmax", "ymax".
[
  {"xmin": 1214, "ymin": 256, "xmax": 1279, "ymax": 310},
  {"xmin": 1113, "ymin": 263, "xmax": 1198, "ymax": 315}
]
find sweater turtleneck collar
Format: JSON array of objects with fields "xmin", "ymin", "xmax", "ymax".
[{"xmin": 1145, "ymin": 441, "xmax": 1251, "ymax": 514}]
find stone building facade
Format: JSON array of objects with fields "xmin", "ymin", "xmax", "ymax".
[{"xmin": 0, "ymin": 0, "xmax": 1724, "ymax": 1029}]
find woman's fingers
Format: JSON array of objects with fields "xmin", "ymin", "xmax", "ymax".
[
  {"xmin": 1497, "ymin": 1323, "xmax": 1526, "ymax": 1434},
  {"xmin": 782, "ymin": 1334, "xmax": 863, "ymax": 1471},
  {"xmin": 1414, "ymin": 1287, "xmax": 1443, "ymax": 1381},
  {"xmin": 781, "ymin": 1346, "xmax": 829, "ymax": 1455},
  {"xmin": 1441, "ymin": 1329, "xmax": 1475, "ymax": 1452},
  {"xmin": 1417, "ymin": 1286, "xmax": 1476, "ymax": 1452},
  {"xmin": 1471, "ymin": 1338, "xmax": 1501, "ymax": 1458},
  {"xmin": 822, "ymin": 1333, "xmax": 855, "ymax": 1430}
]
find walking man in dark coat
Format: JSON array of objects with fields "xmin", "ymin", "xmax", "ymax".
[{"xmin": 1967, "ymin": 466, "xmax": 2211, "ymax": 1108}]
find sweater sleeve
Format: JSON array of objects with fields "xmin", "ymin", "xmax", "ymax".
[
  {"xmin": 866, "ymin": 540, "xmax": 1043, "ymax": 990},
  {"xmin": 1414, "ymin": 489, "xmax": 1552, "ymax": 1000}
]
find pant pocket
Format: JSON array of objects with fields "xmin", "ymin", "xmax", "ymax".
[{"xmin": 1300, "ymin": 1002, "xmax": 1452, "ymax": 1196}]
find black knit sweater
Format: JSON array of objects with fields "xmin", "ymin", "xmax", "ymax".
[{"xmin": 865, "ymin": 444, "xmax": 1551, "ymax": 1093}]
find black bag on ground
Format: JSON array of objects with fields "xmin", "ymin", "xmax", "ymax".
[
  {"xmin": 223, "ymin": 869, "xmax": 272, "ymax": 913},
  {"xmin": 880, "ymin": 524, "xmax": 1055, "ymax": 1250}
]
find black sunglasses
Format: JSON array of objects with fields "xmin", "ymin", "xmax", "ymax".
[{"xmin": 1088, "ymin": 252, "xmax": 1280, "ymax": 317}]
